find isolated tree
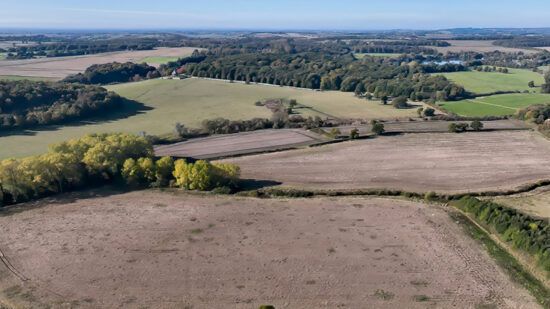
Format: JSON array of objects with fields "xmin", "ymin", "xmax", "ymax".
[
  {"xmin": 528, "ymin": 81, "xmax": 535, "ymax": 88},
  {"xmin": 381, "ymin": 96, "xmax": 388, "ymax": 105},
  {"xmin": 392, "ymin": 96, "xmax": 409, "ymax": 109},
  {"xmin": 423, "ymin": 107, "xmax": 435, "ymax": 117},
  {"xmin": 470, "ymin": 120, "xmax": 484, "ymax": 131},
  {"xmin": 350, "ymin": 128, "xmax": 360, "ymax": 139},
  {"xmin": 417, "ymin": 107, "xmax": 424, "ymax": 117},
  {"xmin": 371, "ymin": 122, "xmax": 385, "ymax": 135}
]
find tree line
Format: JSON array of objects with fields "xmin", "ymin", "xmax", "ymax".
[
  {"xmin": 63, "ymin": 62, "xmax": 160, "ymax": 85},
  {"xmin": 453, "ymin": 196, "xmax": 550, "ymax": 275},
  {"xmin": 0, "ymin": 133, "xmax": 241, "ymax": 207},
  {"xmin": 0, "ymin": 80, "xmax": 124, "ymax": 130},
  {"xmin": 181, "ymin": 52, "xmax": 466, "ymax": 101}
]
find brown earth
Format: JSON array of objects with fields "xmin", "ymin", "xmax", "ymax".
[
  {"xmin": 433, "ymin": 40, "xmax": 539, "ymax": 54},
  {"xmin": 0, "ymin": 47, "xmax": 198, "ymax": 79},
  {"xmin": 224, "ymin": 131, "xmax": 550, "ymax": 194},
  {"xmin": 0, "ymin": 190, "xmax": 539, "ymax": 308},
  {"xmin": 154, "ymin": 129, "xmax": 326, "ymax": 159}
]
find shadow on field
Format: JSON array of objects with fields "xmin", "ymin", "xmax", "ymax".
[
  {"xmin": 0, "ymin": 98, "xmax": 152, "ymax": 137},
  {"xmin": 238, "ymin": 179, "xmax": 283, "ymax": 190},
  {"xmin": 0, "ymin": 187, "xmax": 130, "ymax": 217}
]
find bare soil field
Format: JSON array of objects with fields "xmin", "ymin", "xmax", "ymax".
[
  {"xmin": 492, "ymin": 186, "xmax": 550, "ymax": 218},
  {"xmin": 433, "ymin": 40, "xmax": 539, "ymax": 54},
  {"xmin": 155, "ymin": 129, "xmax": 326, "ymax": 159},
  {"xmin": 0, "ymin": 190, "xmax": 538, "ymax": 308},
  {"xmin": 0, "ymin": 47, "xmax": 197, "ymax": 79},
  {"xmin": 224, "ymin": 131, "xmax": 550, "ymax": 194}
]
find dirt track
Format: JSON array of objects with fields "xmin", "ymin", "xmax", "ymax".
[
  {"xmin": 0, "ymin": 47, "xmax": 197, "ymax": 79},
  {"xmin": 155, "ymin": 129, "xmax": 325, "ymax": 159},
  {"xmin": 225, "ymin": 131, "xmax": 550, "ymax": 193},
  {"xmin": 0, "ymin": 190, "xmax": 538, "ymax": 308}
]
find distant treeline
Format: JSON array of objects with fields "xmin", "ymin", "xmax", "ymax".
[
  {"xmin": 494, "ymin": 36, "xmax": 550, "ymax": 48},
  {"xmin": 4, "ymin": 38, "xmax": 159, "ymax": 59},
  {"xmin": 0, "ymin": 80, "xmax": 123, "ymax": 130},
  {"xmin": 63, "ymin": 62, "xmax": 160, "ymax": 84}
]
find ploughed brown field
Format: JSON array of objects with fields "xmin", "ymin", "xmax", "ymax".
[
  {"xmin": 0, "ymin": 47, "xmax": 197, "ymax": 79},
  {"xmin": 432, "ymin": 40, "xmax": 539, "ymax": 54},
  {"xmin": 155, "ymin": 129, "xmax": 326, "ymax": 159},
  {"xmin": 0, "ymin": 191, "xmax": 538, "ymax": 308},
  {"xmin": 224, "ymin": 131, "xmax": 550, "ymax": 194}
]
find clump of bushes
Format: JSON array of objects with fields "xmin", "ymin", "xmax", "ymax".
[
  {"xmin": 516, "ymin": 104, "xmax": 550, "ymax": 136},
  {"xmin": 172, "ymin": 160, "xmax": 240, "ymax": 191},
  {"xmin": 453, "ymin": 196, "xmax": 550, "ymax": 274},
  {"xmin": 448, "ymin": 122, "xmax": 469, "ymax": 133}
]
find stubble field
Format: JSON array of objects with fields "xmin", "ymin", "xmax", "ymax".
[
  {"xmin": 0, "ymin": 191, "xmax": 538, "ymax": 308},
  {"xmin": 224, "ymin": 131, "xmax": 550, "ymax": 194}
]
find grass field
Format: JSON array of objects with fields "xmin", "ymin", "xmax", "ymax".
[
  {"xmin": 439, "ymin": 68, "xmax": 545, "ymax": 94},
  {"xmin": 0, "ymin": 78, "xmax": 418, "ymax": 159},
  {"xmin": 354, "ymin": 53, "xmax": 401, "ymax": 59},
  {"xmin": 439, "ymin": 93, "xmax": 550, "ymax": 117}
]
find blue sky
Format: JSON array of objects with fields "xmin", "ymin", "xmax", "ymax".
[{"xmin": 0, "ymin": 0, "xmax": 548, "ymax": 30}]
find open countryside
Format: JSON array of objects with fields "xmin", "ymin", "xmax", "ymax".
[{"xmin": 1, "ymin": 2, "xmax": 550, "ymax": 308}]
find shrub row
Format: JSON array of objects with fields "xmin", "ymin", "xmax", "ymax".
[{"xmin": 452, "ymin": 196, "xmax": 550, "ymax": 274}]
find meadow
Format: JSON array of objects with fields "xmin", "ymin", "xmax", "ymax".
[
  {"xmin": 0, "ymin": 78, "xmax": 418, "ymax": 159},
  {"xmin": 439, "ymin": 68, "xmax": 545, "ymax": 94},
  {"xmin": 439, "ymin": 93, "xmax": 550, "ymax": 117}
]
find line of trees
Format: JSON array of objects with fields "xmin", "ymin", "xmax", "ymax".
[
  {"xmin": 0, "ymin": 133, "xmax": 241, "ymax": 207},
  {"xmin": 4, "ymin": 39, "xmax": 158, "ymax": 59},
  {"xmin": 182, "ymin": 52, "xmax": 466, "ymax": 101},
  {"xmin": 454, "ymin": 196, "xmax": 550, "ymax": 274},
  {"xmin": 62, "ymin": 62, "xmax": 160, "ymax": 85},
  {"xmin": 0, "ymin": 80, "xmax": 124, "ymax": 130}
]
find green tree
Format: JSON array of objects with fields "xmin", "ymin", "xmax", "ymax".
[
  {"xmin": 470, "ymin": 120, "xmax": 484, "ymax": 131},
  {"xmin": 392, "ymin": 96, "xmax": 409, "ymax": 109},
  {"xmin": 372, "ymin": 122, "xmax": 385, "ymax": 135}
]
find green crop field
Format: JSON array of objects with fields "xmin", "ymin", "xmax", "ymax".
[
  {"xmin": 439, "ymin": 93, "xmax": 550, "ymax": 117},
  {"xmin": 439, "ymin": 68, "xmax": 544, "ymax": 94},
  {"xmin": 139, "ymin": 56, "xmax": 181, "ymax": 65},
  {"xmin": 353, "ymin": 53, "xmax": 401, "ymax": 59},
  {"xmin": 0, "ymin": 78, "xmax": 419, "ymax": 159}
]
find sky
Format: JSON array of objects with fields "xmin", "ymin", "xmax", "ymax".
[{"xmin": 0, "ymin": 0, "xmax": 548, "ymax": 30}]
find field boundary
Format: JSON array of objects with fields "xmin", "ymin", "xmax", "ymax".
[{"xmin": 242, "ymin": 180, "xmax": 550, "ymax": 201}]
